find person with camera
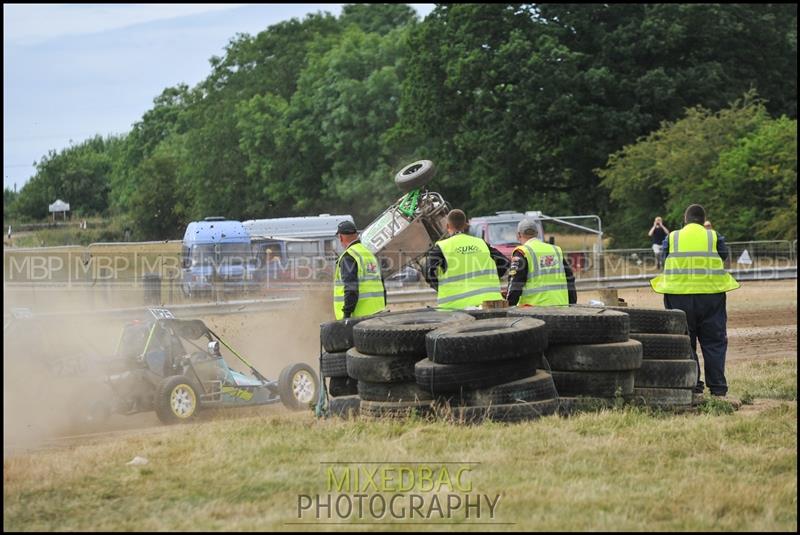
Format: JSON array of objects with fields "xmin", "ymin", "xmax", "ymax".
[{"xmin": 648, "ymin": 216, "xmax": 670, "ymax": 269}]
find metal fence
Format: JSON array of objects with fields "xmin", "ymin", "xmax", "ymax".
[
  {"xmin": 4, "ymin": 240, "xmax": 797, "ymax": 312},
  {"xmin": 561, "ymin": 240, "xmax": 797, "ymax": 280}
]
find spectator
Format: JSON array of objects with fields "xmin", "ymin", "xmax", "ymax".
[{"xmin": 648, "ymin": 216, "xmax": 669, "ymax": 269}]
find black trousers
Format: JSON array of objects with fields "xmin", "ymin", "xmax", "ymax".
[{"xmin": 664, "ymin": 293, "xmax": 729, "ymax": 396}]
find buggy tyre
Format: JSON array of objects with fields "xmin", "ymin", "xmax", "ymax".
[
  {"xmin": 545, "ymin": 340, "xmax": 643, "ymax": 372},
  {"xmin": 394, "ymin": 160, "xmax": 436, "ymax": 193},
  {"xmin": 354, "ymin": 311, "xmax": 474, "ymax": 357},
  {"xmin": 320, "ymin": 351, "xmax": 348, "ymax": 378},
  {"xmin": 425, "ymin": 317, "xmax": 548, "ymax": 364},
  {"xmin": 155, "ymin": 375, "xmax": 200, "ymax": 425},
  {"xmin": 415, "ymin": 355, "xmax": 540, "ymax": 394},
  {"xmin": 346, "ymin": 348, "xmax": 419, "ymax": 383},
  {"xmin": 634, "ymin": 359, "xmax": 698, "ymax": 388},
  {"xmin": 508, "ymin": 307, "xmax": 629, "ymax": 344},
  {"xmin": 550, "ymin": 370, "xmax": 635, "ymax": 398},
  {"xmin": 629, "ymin": 334, "xmax": 692, "ymax": 359},
  {"xmin": 279, "ymin": 363, "xmax": 319, "ymax": 411}
]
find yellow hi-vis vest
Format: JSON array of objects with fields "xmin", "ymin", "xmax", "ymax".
[
  {"xmin": 436, "ymin": 232, "xmax": 503, "ymax": 309},
  {"xmin": 514, "ymin": 238, "xmax": 569, "ymax": 306},
  {"xmin": 650, "ymin": 223, "xmax": 740, "ymax": 294},
  {"xmin": 333, "ymin": 241, "xmax": 386, "ymax": 320}
]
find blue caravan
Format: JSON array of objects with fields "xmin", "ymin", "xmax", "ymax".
[{"xmin": 181, "ymin": 217, "xmax": 253, "ymax": 296}]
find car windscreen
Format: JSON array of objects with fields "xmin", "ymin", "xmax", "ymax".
[
  {"xmin": 191, "ymin": 243, "xmax": 252, "ymax": 265},
  {"xmin": 487, "ymin": 222, "xmax": 521, "ymax": 246}
]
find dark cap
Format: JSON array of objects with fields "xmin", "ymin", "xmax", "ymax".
[{"xmin": 336, "ymin": 220, "xmax": 358, "ymax": 235}]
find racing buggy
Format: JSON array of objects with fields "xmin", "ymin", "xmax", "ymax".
[
  {"xmin": 360, "ymin": 160, "xmax": 450, "ymax": 278},
  {"xmin": 103, "ymin": 309, "xmax": 318, "ymax": 424}
]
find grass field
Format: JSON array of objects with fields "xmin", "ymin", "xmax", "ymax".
[{"xmin": 3, "ymin": 356, "xmax": 796, "ymax": 531}]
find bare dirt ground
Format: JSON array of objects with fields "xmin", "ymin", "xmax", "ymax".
[{"xmin": 3, "ymin": 280, "xmax": 795, "ymax": 454}]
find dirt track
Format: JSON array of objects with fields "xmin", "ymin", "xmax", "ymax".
[{"xmin": 3, "ymin": 280, "xmax": 796, "ymax": 453}]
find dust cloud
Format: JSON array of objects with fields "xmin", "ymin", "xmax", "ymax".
[{"xmin": 3, "ymin": 285, "xmax": 335, "ymax": 452}]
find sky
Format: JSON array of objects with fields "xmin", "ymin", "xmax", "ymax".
[{"xmin": 3, "ymin": 3, "xmax": 435, "ymax": 192}]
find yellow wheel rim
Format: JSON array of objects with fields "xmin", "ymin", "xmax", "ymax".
[{"xmin": 170, "ymin": 384, "xmax": 197, "ymax": 418}]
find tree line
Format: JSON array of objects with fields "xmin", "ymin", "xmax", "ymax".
[{"xmin": 4, "ymin": 4, "xmax": 797, "ymax": 246}]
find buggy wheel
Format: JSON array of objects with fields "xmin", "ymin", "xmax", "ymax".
[
  {"xmin": 394, "ymin": 160, "xmax": 436, "ymax": 192},
  {"xmin": 155, "ymin": 375, "xmax": 199, "ymax": 424},
  {"xmin": 279, "ymin": 363, "xmax": 319, "ymax": 411}
]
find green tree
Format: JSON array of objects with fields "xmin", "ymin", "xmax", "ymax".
[
  {"xmin": 339, "ymin": 3, "xmax": 417, "ymax": 35},
  {"xmin": 180, "ymin": 13, "xmax": 342, "ymax": 221},
  {"xmin": 12, "ymin": 136, "xmax": 120, "ymax": 220},
  {"xmin": 4, "ymin": 187, "xmax": 19, "ymax": 220},
  {"xmin": 399, "ymin": 3, "xmax": 797, "ymax": 223},
  {"xmin": 237, "ymin": 17, "xmax": 417, "ymax": 224},
  {"xmin": 109, "ymin": 84, "xmax": 192, "ymax": 214},
  {"xmin": 129, "ymin": 141, "xmax": 188, "ymax": 240},
  {"xmin": 598, "ymin": 94, "xmax": 796, "ymax": 245}
]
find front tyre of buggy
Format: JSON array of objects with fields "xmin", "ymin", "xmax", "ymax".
[
  {"xmin": 155, "ymin": 375, "xmax": 200, "ymax": 424},
  {"xmin": 394, "ymin": 160, "xmax": 436, "ymax": 193},
  {"xmin": 279, "ymin": 363, "xmax": 319, "ymax": 411}
]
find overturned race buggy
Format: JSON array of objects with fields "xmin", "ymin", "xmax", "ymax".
[{"xmin": 103, "ymin": 309, "xmax": 319, "ymax": 424}]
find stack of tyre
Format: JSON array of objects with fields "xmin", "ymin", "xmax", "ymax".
[
  {"xmin": 348, "ymin": 310, "xmax": 475, "ymax": 418},
  {"xmin": 320, "ymin": 318, "xmax": 369, "ymax": 418},
  {"xmin": 508, "ymin": 307, "xmax": 639, "ymax": 414},
  {"xmin": 416, "ymin": 315, "xmax": 559, "ymax": 423},
  {"xmin": 606, "ymin": 307, "xmax": 697, "ymax": 409}
]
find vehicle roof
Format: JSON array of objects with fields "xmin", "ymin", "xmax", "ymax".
[
  {"xmin": 469, "ymin": 212, "xmax": 542, "ymax": 225},
  {"xmin": 242, "ymin": 214, "xmax": 354, "ymax": 239},
  {"xmin": 134, "ymin": 318, "xmax": 211, "ymax": 340},
  {"xmin": 183, "ymin": 220, "xmax": 249, "ymax": 244}
]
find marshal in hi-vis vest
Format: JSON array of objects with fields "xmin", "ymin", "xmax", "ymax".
[
  {"xmin": 333, "ymin": 242, "xmax": 386, "ymax": 320},
  {"xmin": 650, "ymin": 223, "xmax": 740, "ymax": 294},
  {"xmin": 436, "ymin": 233, "xmax": 503, "ymax": 309},
  {"xmin": 514, "ymin": 238, "xmax": 569, "ymax": 306}
]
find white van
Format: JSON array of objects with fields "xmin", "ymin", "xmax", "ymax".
[{"xmin": 242, "ymin": 214, "xmax": 355, "ymax": 283}]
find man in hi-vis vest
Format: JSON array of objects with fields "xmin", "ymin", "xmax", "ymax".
[
  {"xmin": 506, "ymin": 218, "xmax": 577, "ymax": 307},
  {"xmin": 333, "ymin": 220, "xmax": 386, "ymax": 320},
  {"xmin": 651, "ymin": 204, "xmax": 740, "ymax": 402},
  {"xmin": 424, "ymin": 209, "xmax": 509, "ymax": 309}
]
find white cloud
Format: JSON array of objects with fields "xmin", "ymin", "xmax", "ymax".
[{"xmin": 3, "ymin": 4, "xmax": 246, "ymax": 44}]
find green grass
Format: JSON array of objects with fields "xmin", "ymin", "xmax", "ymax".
[
  {"xmin": 3, "ymin": 358, "xmax": 798, "ymax": 531},
  {"xmin": 728, "ymin": 357, "xmax": 797, "ymax": 402}
]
